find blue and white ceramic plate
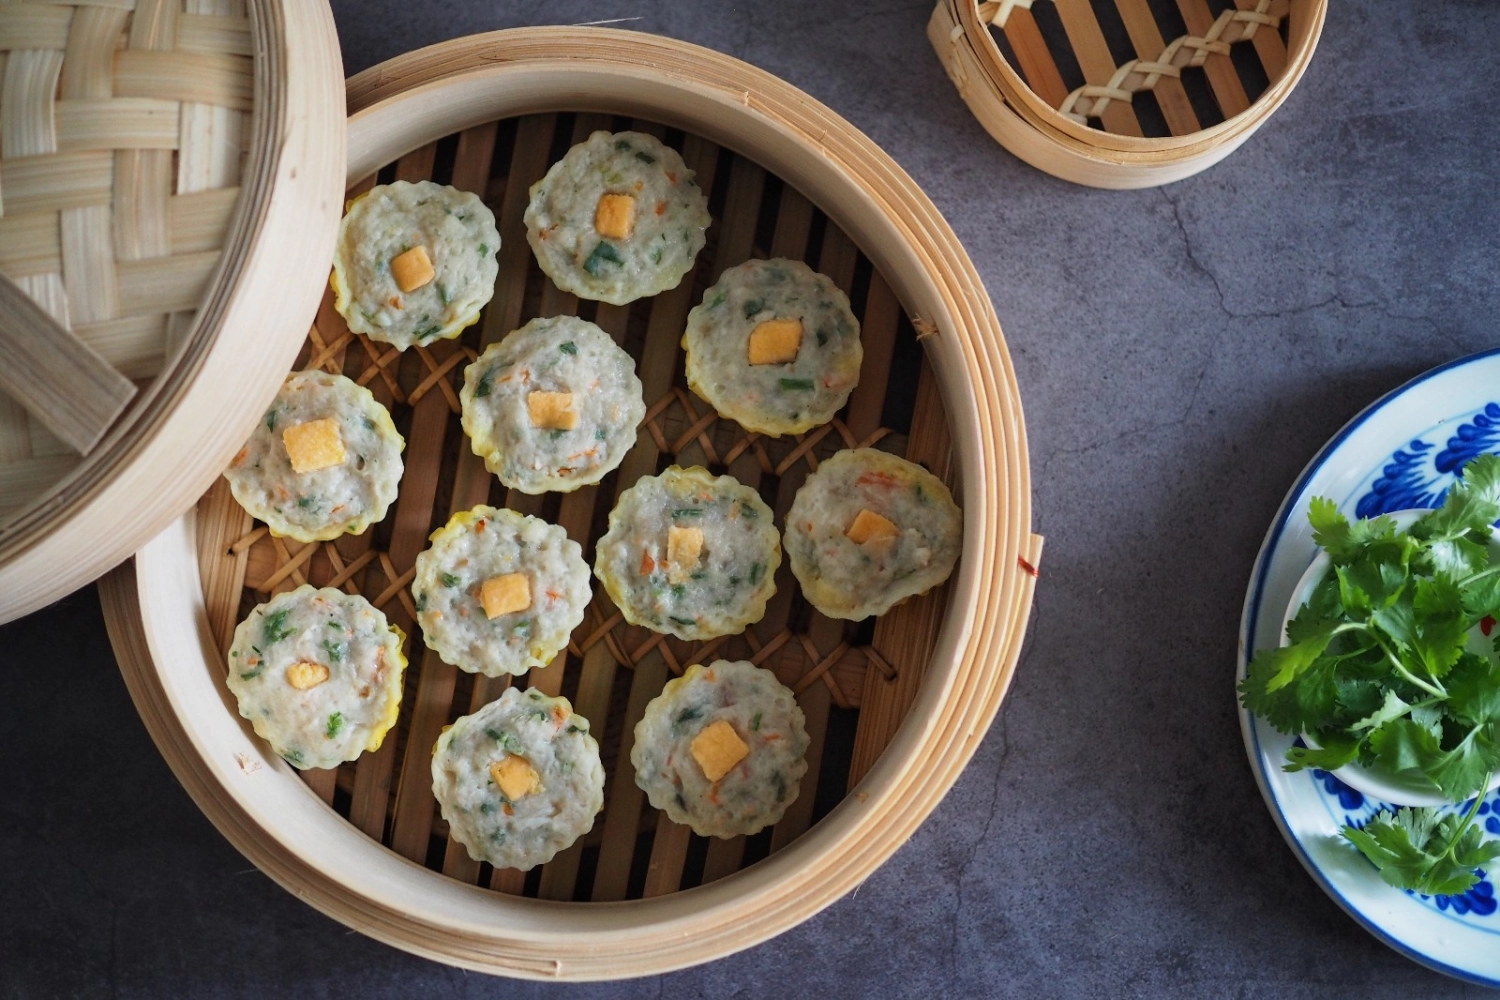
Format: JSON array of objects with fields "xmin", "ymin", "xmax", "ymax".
[{"xmin": 1239, "ymin": 349, "xmax": 1500, "ymax": 987}]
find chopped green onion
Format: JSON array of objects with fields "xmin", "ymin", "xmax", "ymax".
[
  {"xmin": 778, "ymin": 378, "xmax": 815, "ymax": 391},
  {"xmin": 583, "ymin": 241, "xmax": 624, "ymax": 276},
  {"xmin": 559, "ymin": 341, "xmax": 577, "ymax": 355}
]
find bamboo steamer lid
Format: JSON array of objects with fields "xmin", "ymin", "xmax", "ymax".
[
  {"xmin": 0, "ymin": 0, "xmax": 346, "ymax": 623},
  {"xmin": 929, "ymin": 0, "xmax": 1326, "ymax": 188}
]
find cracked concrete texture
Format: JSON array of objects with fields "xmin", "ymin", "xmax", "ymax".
[{"xmin": 4, "ymin": 0, "xmax": 1500, "ymax": 996}]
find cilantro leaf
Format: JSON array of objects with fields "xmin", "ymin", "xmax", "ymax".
[
  {"xmin": 1448, "ymin": 653, "xmax": 1500, "ymax": 727},
  {"xmin": 1309, "ymin": 497, "xmax": 1394, "ymax": 563},
  {"xmin": 1285, "ymin": 731, "xmax": 1360, "ymax": 771},
  {"xmin": 1415, "ymin": 454, "xmax": 1500, "ymax": 542},
  {"xmin": 1344, "ymin": 806, "xmax": 1500, "ymax": 896}
]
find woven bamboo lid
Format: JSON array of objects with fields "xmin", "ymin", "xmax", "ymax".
[
  {"xmin": 930, "ymin": 0, "xmax": 1326, "ymax": 188},
  {"xmin": 0, "ymin": 0, "xmax": 346, "ymax": 623}
]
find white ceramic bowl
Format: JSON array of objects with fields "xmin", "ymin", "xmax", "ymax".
[{"xmin": 1279, "ymin": 508, "xmax": 1500, "ymax": 806}]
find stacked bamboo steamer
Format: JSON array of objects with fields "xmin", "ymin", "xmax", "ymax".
[
  {"xmin": 929, "ymin": 0, "xmax": 1326, "ymax": 188},
  {"xmin": 0, "ymin": 0, "xmax": 345, "ymax": 622}
]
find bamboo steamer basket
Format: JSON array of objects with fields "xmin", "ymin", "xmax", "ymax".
[
  {"xmin": 0, "ymin": 0, "xmax": 345, "ymax": 622},
  {"xmin": 929, "ymin": 0, "xmax": 1326, "ymax": 188},
  {"xmin": 99, "ymin": 28, "xmax": 1041, "ymax": 979}
]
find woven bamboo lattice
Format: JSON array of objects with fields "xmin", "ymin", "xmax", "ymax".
[
  {"xmin": 194, "ymin": 111, "xmax": 956, "ymax": 901},
  {"xmin": 0, "ymin": 0, "xmax": 251, "ymax": 519}
]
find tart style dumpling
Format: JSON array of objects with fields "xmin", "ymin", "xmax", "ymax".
[
  {"xmin": 631, "ymin": 660, "xmax": 809, "ymax": 838},
  {"xmin": 460, "ymin": 315, "xmax": 646, "ymax": 494},
  {"xmin": 432, "ymin": 687, "xmax": 606, "ymax": 871},
  {"xmin": 411, "ymin": 506, "xmax": 591, "ymax": 677},
  {"xmin": 331, "ymin": 180, "xmax": 500, "ymax": 350},
  {"xmin": 594, "ymin": 466, "xmax": 780, "ymax": 641},
  {"xmin": 226, "ymin": 585, "xmax": 407, "ymax": 770},
  {"xmin": 784, "ymin": 448, "xmax": 962, "ymax": 620},
  {"xmin": 223, "ymin": 370, "xmax": 404, "ymax": 542},
  {"xmin": 524, "ymin": 130, "xmax": 711, "ymax": 305},
  {"xmin": 683, "ymin": 257, "xmax": 863, "ymax": 436}
]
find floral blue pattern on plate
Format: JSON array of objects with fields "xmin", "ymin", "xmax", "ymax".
[{"xmin": 1239, "ymin": 349, "xmax": 1500, "ymax": 987}]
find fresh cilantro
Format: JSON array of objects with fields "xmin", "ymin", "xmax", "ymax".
[
  {"xmin": 1344, "ymin": 803, "xmax": 1500, "ymax": 896},
  {"xmin": 1241, "ymin": 455, "xmax": 1500, "ymax": 890}
]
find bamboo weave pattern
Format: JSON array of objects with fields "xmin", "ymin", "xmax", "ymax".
[{"xmin": 0, "ymin": 0, "xmax": 250, "ymax": 519}]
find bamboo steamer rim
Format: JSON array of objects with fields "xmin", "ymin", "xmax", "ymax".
[
  {"xmin": 929, "ymin": 0, "xmax": 1327, "ymax": 188},
  {"xmin": 102, "ymin": 27, "xmax": 1041, "ymax": 979},
  {"xmin": 0, "ymin": 0, "xmax": 346, "ymax": 623}
]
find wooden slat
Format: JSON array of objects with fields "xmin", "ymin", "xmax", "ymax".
[
  {"xmin": 76, "ymin": 313, "xmax": 167, "ymax": 381},
  {"xmin": 347, "ymin": 142, "xmax": 441, "ymax": 844},
  {"xmin": 1052, "ymin": 0, "xmax": 1143, "ymax": 136},
  {"xmin": 849, "ymin": 360, "xmax": 954, "ymax": 789},
  {"xmin": 59, "ymin": 7, "xmax": 128, "ymax": 100},
  {"xmin": 61, "ymin": 203, "xmax": 119, "ymax": 323},
  {"xmin": 1113, "ymin": 0, "xmax": 1201, "ymax": 136},
  {"xmin": 0, "ymin": 270, "xmax": 136, "ymax": 453},
  {"xmin": 1235, "ymin": 0, "xmax": 1288, "ymax": 82},
  {"xmin": 1001, "ymin": 8, "xmax": 1070, "ymax": 109},
  {"xmin": 388, "ymin": 122, "xmax": 500, "ymax": 866},
  {"xmin": 177, "ymin": 12, "xmax": 252, "ymax": 56},
  {"xmin": 1176, "ymin": 0, "xmax": 1251, "ymax": 118}
]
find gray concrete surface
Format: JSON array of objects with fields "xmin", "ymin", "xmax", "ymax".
[{"xmin": 4, "ymin": 1, "xmax": 1499, "ymax": 996}]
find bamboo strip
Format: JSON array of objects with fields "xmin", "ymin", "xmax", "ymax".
[
  {"xmin": 0, "ymin": 208, "xmax": 60, "ymax": 277},
  {"xmin": 177, "ymin": 0, "xmax": 244, "ymax": 195},
  {"xmin": 112, "ymin": 148, "xmax": 172, "ymax": 259},
  {"xmin": 1235, "ymin": 0, "xmax": 1287, "ymax": 80},
  {"xmin": 169, "ymin": 186, "xmax": 238, "ymax": 253},
  {"xmin": 75, "ymin": 313, "xmax": 167, "ymax": 381},
  {"xmin": 1, "ymin": 149, "xmax": 112, "ymax": 215},
  {"xmin": 849, "ymin": 360, "xmax": 953, "ymax": 790},
  {"xmin": 999, "ymin": 9, "xmax": 1069, "ymax": 109},
  {"xmin": 195, "ymin": 477, "xmax": 252, "ymax": 657},
  {"xmin": 112, "ymin": 50, "xmax": 252, "ymax": 111},
  {"xmin": 0, "ymin": 270, "xmax": 135, "ymax": 453},
  {"xmin": 56, "ymin": 98, "xmax": 183, "ymax": 152},
  {"xmin": 592, "ymin": 134, "xmax": 724, "ymax": 903},
  {"xmin": 59, "ymin": 7, "xmax": 126, "ymax": 101},
  {"xmin": 128, "ymin": 0, "xmax": 177, "ymax": 52},
  {"xmin": 1, "ymin": 49, "xmax": 65, "ymax": 158},
  {"xmin": 1052, "ymin": 0, "xmax": 1143, "ymax": 136},
  {"xmin": 178, "ymin": 12, "xmax": 251, "ymax": 56},
  {"xmin": 61, "ymin": 202, "xmax": 119, "ymax": 323},
  {"xmin": 0, "ymin": 7, "xmax": 72, "ymax": 51},
  {"xmin": 1175, "ymin": 0, "xmax": 1250, "ymax": 118},
  {"xmin": 0, "ymin": 453, "xmax": 78, "ymax": 506},
  {"xmin": 387, "ymin": 123, "xmax": 500, "ymax": 866},
  {"xmin": 1113, "ymin": 0, "xmax": 1200, "ymax": 136},
  {"xmin": 116, "ymin": 249, "xmax": 219, "ymax": 314}
]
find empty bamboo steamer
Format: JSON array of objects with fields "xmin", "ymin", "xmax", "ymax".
[
  {"xmin": 929, "ymin": 0, "xmax": 1326, "ymax": 188},
  {"xmin": 99, "ymin": 28, "xmax": 1041, "ymax": 979},
  {"xmin": 0, "ymin": 0, "xmax": 345, "ymax": 622}
]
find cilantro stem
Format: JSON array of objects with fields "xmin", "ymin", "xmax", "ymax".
[
  {"xmin": 1368, "ymin": 630, "xmax": 1448, "ymax": 698},
  {"xmin": 1459, "ymin": 564, "xmax": 1500, "ymax": 588},
  {"xmin": 1435, "ymin": 767, "xmax": 1495, "ymax": 861}
]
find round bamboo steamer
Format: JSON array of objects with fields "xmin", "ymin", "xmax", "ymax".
[
  {"xmin": 0, "ymin": 0, "xmax": 346, "ymax": 622},
  {"xmin": 929, "ymin": 0, "xmax": 1326, "ymax": 188},
  {"xmin": 99, "ymin": 28, "xmax": 1041, "ymax": 979}
]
